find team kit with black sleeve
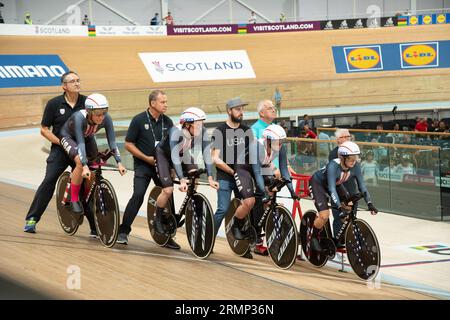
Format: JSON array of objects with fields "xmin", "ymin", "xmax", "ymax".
[
  {"xmin": 155, "ymin": 125, "xmax": 214, "ymax": 187},
  {"xmin": 60, "ymin": 110, "xmax": 122, "ymax": 165},
  {"xmin": 310, "ymin": 158, "xmax": 372, "ymax": 212}
]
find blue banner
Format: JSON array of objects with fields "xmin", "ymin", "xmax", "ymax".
[
  {"xmin": 0, "ymin": 55, "xmax": 69, "ymax": 88},
  {"xmin": 332, "ymin": 40, "xmax": 450, "ymax": 73}
]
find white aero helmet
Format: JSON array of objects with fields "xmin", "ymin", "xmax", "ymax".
[
  {"xmin": 338, "ymin": 141, "xmax": 361, "ymax": 157},
  {"xmin": 180, "ymin": 107, "xmax": 206, "ymax": 124},
  {"xmin": 263, "ymin": 124, "xmax": 287, "ymax": 140},
  {"xmin": 85, "ymin": 93, "xmax": 109, "ymax": 111}
]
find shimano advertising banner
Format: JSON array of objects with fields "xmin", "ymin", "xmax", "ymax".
[{"xmin": 0, "ymin": 55, "xmax": 68, "ymax": 88}]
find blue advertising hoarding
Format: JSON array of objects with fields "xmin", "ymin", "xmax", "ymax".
[
  {"xmin": 0, "ymin": 55, "xmax": 69, "ymax": 88},
  {"xmin": 332, "ymin": 40, "xmax": 450, "ymax": 73}
]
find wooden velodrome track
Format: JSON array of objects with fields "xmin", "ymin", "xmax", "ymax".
[{"xmin": 0, "ymin": 181, "xmax": 436, "ymax": 300}]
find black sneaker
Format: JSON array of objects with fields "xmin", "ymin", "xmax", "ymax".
[
  {"xmin": 70, "ymin": 200, "xmax": 84, "ymax": 214},
  {"xmin": 310, "ymin": 237, "xmax": 323, "ymax": 252},
  {"xmin": 89, "ymin": 229, "xmax": 99, "ymax": 239},
  {"xmin": 117, "ymin": 232, "xmax": 128, "ymax": 244},
  {"xmin": 333, "ymin": 237, "xmax": 345, "ymax": 249},
  {"xmin": 231, "ymin": 222, "xmax": 246, "ymax": 240},
  {"xmin": 164, "ymin": 238, "xmax": 180, "ymax": 250},
  {"xmin": 242, "ymin": 250, "xmax": 253, "ymax": 259},
  {"xmin": 154, "ymin": 211, "xmax": 167, "ymax": 235}
]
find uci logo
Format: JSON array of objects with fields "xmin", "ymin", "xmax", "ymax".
[
  {"xmin": 403, "ymin": 45, "xmax": 436, "ymax": 66},
  {"xmin": 347, "ymin": 48, "xmax": 380, "ymax": 69}
]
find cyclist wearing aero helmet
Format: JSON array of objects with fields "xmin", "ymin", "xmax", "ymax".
[
  {"xmin": 153, "ymin": 107, "xmax": 219, "ymax": 236},
  {"xmin": 250, "ymin": 124, "xmax": 298, "ymax": 248},
  {"xmin": 60, "ymin": 93, "xmax": 126, "ymax": 215},
  {"xmin": 254, "ymin": 124, "xmax": 297, "ymax": 200},
  {"xmin": 309, "ymin": 141, "xmax": 378, "ymax": 253}
]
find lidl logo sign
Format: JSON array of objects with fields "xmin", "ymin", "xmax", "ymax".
[
  {"xmin": 422, "ymin": 15, "xmax": 432, "ymax": 25},
  {"xmin": 400, "ymin": 42, "xmax": 438, "ymax": 69},
  {"xmin": 437, "ymin": 14, "xmax": 446, "ymax": 24},
  {"xmin": 344, "ymin": 46, "xmax": 383, "ymax": 72},
  {"xmin": 409, "ymin": 16, "xmax": 418, "ymax": 25}
]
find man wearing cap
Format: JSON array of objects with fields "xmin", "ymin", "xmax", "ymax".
[{"xmin": 211, "ymin": 97, "xmax": 263, "ymax": 259}]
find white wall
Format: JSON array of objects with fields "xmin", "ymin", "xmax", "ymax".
[{"xmin": 0, "ymin": 0, "xmax": 447, "ymax": 26}]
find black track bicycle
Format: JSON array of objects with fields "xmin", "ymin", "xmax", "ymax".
[
  {"xmin": 147, "ymin": 169, "xmax": 215, "ymax": 259},
  {"xmin": 299, "ymin": 193, "xmax": 381, "ymax": 281},
  {"xmin": 225, "ymin": 178, "xmax": 299, "ymax": 269},
  {"xmin": 56, "ymin": 150, "xmax": 120, "ymax": 248}
]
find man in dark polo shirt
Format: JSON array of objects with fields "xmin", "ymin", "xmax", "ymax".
[
  {"xmin": 24, "ymin": 71, "xmax": 92, "ymax": 233},
  {"xmin": 117, "ymin": 90, "xmax": 180, "ymax": 249}
]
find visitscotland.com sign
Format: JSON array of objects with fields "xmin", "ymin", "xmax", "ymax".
[
  {"xmin": 0, "ymin": 55, "xmax": 69, "ymax": 88},
  {"xmin": 139, "ymin": 50, "xmax": 256, "ymax": 82}
]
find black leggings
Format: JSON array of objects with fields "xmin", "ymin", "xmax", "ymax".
[
  {"xmin": 155, "ymin": 146, "xmax": 197, "ymax": 188},
  {"xmin": 310, "ymin": 177, "xmax": 350, "ymax": 212},
  {"xmin": 233, "ymin": 164, "xmax": 257, "ymax": 200},
  {"xmin": 60, "ymin": 136, "xmax": 98, "ymax": 163}
]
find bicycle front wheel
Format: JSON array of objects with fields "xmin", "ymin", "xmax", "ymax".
[
  {"xmin": 55, "ymin": 171, "xmax": 81, "ymax": 235},
  {"xmin": 93, "ymin": 178, "xmax": 119, "ymax": 248},
  {"xmin": 184, "ymin": 193, "xmax": 215, "ymax": 259},
  {"xmin": 345, "ymin": 218, "xmax": 381, "ymax": 281},
  {"xmin": 265, "ymin": 205, "xmax": 298, "ymax": 270},
  {"xmin": 299, "ymin": 210, "xmax": 329, "ymax": 268},
  {"xmin": 147, "ymin": 186, "xmax": 175, "ymax": 246},
  {"xmin": 224, "ymin": 198, "xmax": 252, "ymax": 257}
]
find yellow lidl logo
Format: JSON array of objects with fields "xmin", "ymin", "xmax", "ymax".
[
  {"xmin": 409, "ymin": 16, "xmax": 418, "ymax": 25},
  {"xmin": 422, "ymin": 15, "xmax": 432, "ymax": 25},
  {"xmin": 347, "ymin": 47, "xmax": 381, "ymax": 70},
  {"xmin": 437, "ymin": 14, "xmax": 446, "ymax": 24},
  {"xmin": 403, "ymin": 44, "xmax": 437, "ymax": 66}
]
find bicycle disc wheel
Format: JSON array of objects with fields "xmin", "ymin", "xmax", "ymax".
[
  {"xmin": 265, "ymin": 205, "xmax": 298, "ymax": 269},
  {"xmin": 345, "ymin": 219, "xmax": 381, "ymax": 281},
  {"xmin": 93, "ymin": 178, "xmax": 119, "ymax": 248},
  {"xmin": 147, "ymin": 186, "xmax": 176, "ymax": 246},
  {"xmin": 185, "ymin": 193, "xmax": 215, "ymax": 259},
  {"xmin": 224, "ymin": 198, "xmax": 252, "ymax": 257},
  {"xmin": 55, "ymin": 171, "xmax": 81, "ymax": 235},
  {"xmin": 299, "ymin": 210, "xmax": 328, "ymax": 268}
]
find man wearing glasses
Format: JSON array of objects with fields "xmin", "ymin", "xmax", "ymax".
[{"xmin": 24, "ymin": 71, "xmax": 86, "ymax": 233}]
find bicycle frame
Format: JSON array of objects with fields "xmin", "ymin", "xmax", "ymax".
[
  {"xmin": 172, "ymin": 169, "xmax": 210, "ymax": 251},
  {"xmin": 172, "ymin": 168, "xmax": 209, "ymax": 219},
  {"xmin": 256, "ymin": 178, "xmax": 289, "ymax": 232},
  {"xmin": 61, "ymin": 150, "xmax": 115, "ymax": 216},
  {"xmin": 331, "ymin": 193, "xmax": 364, "ymax": 243}
]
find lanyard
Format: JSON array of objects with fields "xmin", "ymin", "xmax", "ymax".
[{"xmin": 146, "ymin": 110, "xmax": 165, "ymax": 142}]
